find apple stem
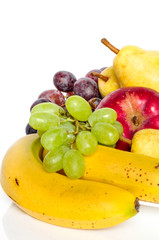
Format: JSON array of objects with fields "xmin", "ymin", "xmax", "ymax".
[
  {"xmin": 101, "ymin": 38, "xmax": 120, "ymax": 54},
  {"xmin": 91, "ymin": 72, "xmax": 109, "ymax": 82},
  {"xmin": 119, "ymin": 135, "xmax": 132, "ymax": 145}
]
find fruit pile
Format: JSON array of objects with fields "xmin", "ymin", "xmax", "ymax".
[
  {"xmin": 25, "ymin": 63, "xmax": 127, "ymax": 179},
  {"xmin": 2, "ymin": 38, "xmax": 159, "ymax": 230},
  {"xmin": 25, "ymin": 38, "xmax": 159, "ymax": 179},
  {"xmin": 25, "ymin": 69, "xmax": 105, "ymax": 135},
  {"xmin": 29, "ymin": 96, "xmax": 123, "ymax": 179}
]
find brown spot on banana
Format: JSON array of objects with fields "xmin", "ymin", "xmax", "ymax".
[
  {"xmin": 155, "ymin": 163, "xmax": 159, "ymax": 169},
  {"xmin": 15, "ymin": 178, "xmax": 19, "ymax": 186}
]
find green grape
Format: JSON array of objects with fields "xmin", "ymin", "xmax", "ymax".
[
  {"xmin": 100, "ymin": 143, "xmax": 116, "ymax": 148},
  {"xmin": 63, "ymin": 149, "xmax": 85, "ymax": 179},
  {"xmin": 60, "ymin": 121, "xmax": 76, "ymax": 145},
  {"xmin": 65, "ymin": 95, "xmax": 92, "ymax": 121},
  {"xmin": 64, "ymin": 133, "xmax": 76, "ymax": 145},
  {"xmin": 41, "ymin": 128, "xmax": 67, "ymax": 151},
  {"xmin": 113, "ymin": 121, "xmax": 123, "ymax": 135},
  {"xmin": 29, "ymin": 112, "xmax": 60, "ymax": 131},
  {"xmin": 37, "ymin": 130, "xmax": 45, "ymax": 137},
  {"xmin": 60, "ymin": 121, "xmax": 75, "ymax": 133},
  {"xmin": 43, "ymin": 145, "xmax": 69, "ymax": 173},
  {"xmin": 91, "ymin": 122, "xmax": 119, "ymax": 145},
  {"xmin": 31, "ymin": 102, "xmax": 65, "ymax": 116},
  {"xmin": 88, "ymin": 108, "xmax": 117, "ymax": 126},
  {"xmin": 76, "ymin": 131, "xmax": 97, "ymax": 155},
  {"xmin": 108, "ymin": 144, "xmax": 116, "ymax": 148}
]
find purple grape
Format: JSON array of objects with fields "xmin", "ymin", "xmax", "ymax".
[
  {"xmin": 53, "ymin": 71, "xmax": 77, "ymax": 92},
  {"xmin": 30, "ymin": 98, "xmax": 51, "ymax": 112},
  {"xmin": 85, "ymin": 69, "xmax": 101, "ymax": 85},
  {"xmin": 88, "ymin": 97, "xmax": 102, "ymax": 110},
  {"xmin": 73, "ymin": 77, "xmax": 99, "ymax": 101},
  {"xmin": 38, "ymin": 89, "xmax": 65, "ymax": 106},
  {"xmin": 25, "ymin": 123, "xmax": 37, "ymax": 135}
]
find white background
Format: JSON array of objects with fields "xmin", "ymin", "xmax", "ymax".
[{"xmin": 1, "ymin": 0, "xmax": 159, "ymax": 239}]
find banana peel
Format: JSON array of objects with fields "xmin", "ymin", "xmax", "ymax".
[
  {"xmin": 83, "ymin": 144, "xmax": 159, "ymax": 204},
  {"xmin": 0, "ymin": 134, "xmax": 138, "ymax": 229}
]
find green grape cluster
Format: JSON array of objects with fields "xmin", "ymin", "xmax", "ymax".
[{"xmin": 29, "ymin": 95, "xmax": 123, "ymax": 179}]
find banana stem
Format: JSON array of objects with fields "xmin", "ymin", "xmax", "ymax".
[
  {"xmin": 91, "ymin": 72, "xmax": 109, "ymax": 82},
  {"xmin": 101, "ymin": 38, "xmax": 120, "ymax": 54},
  {"xmin": 119, "ymin": 135, "xmax": 132, "ymax": 145},
  {"xmin": 135, "ymin": 198, "xmax": 140, "ymax": 212}
]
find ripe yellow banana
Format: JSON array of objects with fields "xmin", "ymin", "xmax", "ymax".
[
  {"xmin": 83, "ymin": 145, "xmax": 159, "ymax": 204},
  {"xmin": 0, "ymin": 134, "xmax": 138, "ymax": 229}
]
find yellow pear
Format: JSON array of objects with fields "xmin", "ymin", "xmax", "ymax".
[
  {"xmin": 131, "ymin": 129, "xmax": 159, "ymax": 158},
  {"xmin": 98, "ymin": 66, "xmax": 120, "ymax": 97},
  {"xmin": 101, "ymin": 38, "xmax": 159, "ymax": 92}
]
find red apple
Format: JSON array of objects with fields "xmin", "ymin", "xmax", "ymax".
[{"xmin": 96, "ymin": 87, "xmax": 159, "ymax": 150}]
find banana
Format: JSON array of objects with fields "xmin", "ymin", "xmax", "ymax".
[
  {"xmin": 83, "ymin": 145, "xmax": 159, "ymax": 204},
  {"xmin": 0, "ymin": 134, "xmax": 138, "ymax": 229}
]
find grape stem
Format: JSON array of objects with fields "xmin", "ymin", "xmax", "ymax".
[
  {"xmin": 101, "ymin": 38, "xmax": 120, "ymax": 54},
  {"xmin": 60, "ymin": 112, "xmax": 92, "ymax": 135},
  {"xmin": 79, "ymin": 125, "xmax": 86, "ymax": 131},
  {"xmin": 60, "ymin": 118, "xmax": 75, "ymax": 123},
  {"xmin": 119, "ymin": 135, "xmax": 132, "ymax": 145},
  {"xmin": 73, "ymin": 120, "xmax": 92, "ymax": 135},
  {"xmin": 74, "ymin": 120, "xmax": 79, "ymax": 135},
  {"xmin": 60, "ymin": 103, "xmax": 66, "ymax": 108},
  {"xmin": 82, "ymin": 122, "xmax": 91, "ymax": 130},
  {"xmin": 91, "ymin": 72, "xmax": 109, "ymax": 82}
]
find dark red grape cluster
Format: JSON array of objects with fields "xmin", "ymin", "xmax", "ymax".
[
  {"xmin": 52, "ymin": 68, "xmax": 105, "ymax": 103},
  {"xmin": 25, "ymin": 68, "xmax": 106, "ymax": 135}
]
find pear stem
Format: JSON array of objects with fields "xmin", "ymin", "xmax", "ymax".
[
  {"xmin": 101, "ymin": 38, "xmax": 120, "ymax": 54},
  {"xmin": 119, "ymin": 135, "xmax": 132, "ymax": 145},
  {"xmin": 91, "ymin": 72, "xmax": 109, "ymax": 82}
]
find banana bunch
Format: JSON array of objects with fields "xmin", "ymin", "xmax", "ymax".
[
  {"xmin": 0, "ymin": 134, "xmax": 139, "ymax": 229},
  {"xmin": 2, "ymin": 133, "xmax": 159, "ymax": 229}
]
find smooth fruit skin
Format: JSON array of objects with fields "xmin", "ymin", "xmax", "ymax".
[
  {"xmin": 113, "ymin": 45, "xmax": 159, "ymax": 92},
  {"xmin": 83, "ymin": 144, "xmax": 159, "ymax": 203},
  {"xmin": 97, "ymin": 87, "xmax": 159, "ymax": 150},
  {"xmin": 131, "ymin": 129, "xmax": 159, "ymax": 158},
  {"xmin": 53, "ymin": 71, "xmax": 77, "ymax": 92},
  {"xmin": 98, "ymin": 66, "xmax": 120, "ymax": 97},
  {"xmin": 0, "ymin": 134, "xmax": 138, "ymax": 229}
]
